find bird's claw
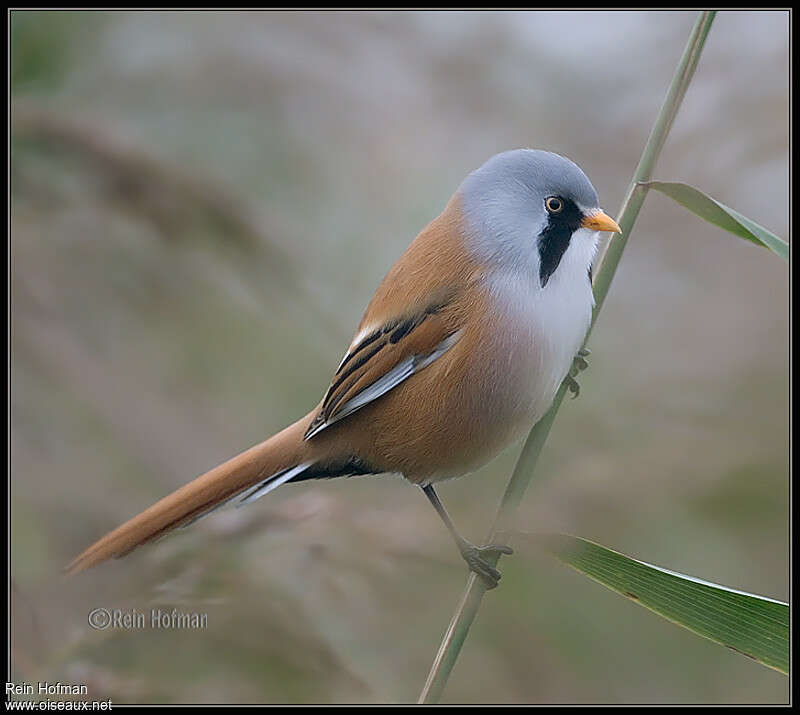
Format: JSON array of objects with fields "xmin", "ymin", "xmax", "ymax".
[
  {"xmin": 565, "ymin": 348, "xmax": 591, "ymax": 399},
  {"xmin": 565, "ymin": 374, "xmax": 581, "ymax": 399},
  {"xmin": 460, "ymin": 543, "xmax": 514, "ymax": 590}
]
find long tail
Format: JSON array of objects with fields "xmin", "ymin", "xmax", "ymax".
[{"xmin": 65, "ymin": 416, "xmax": 313, "ymax": 575}]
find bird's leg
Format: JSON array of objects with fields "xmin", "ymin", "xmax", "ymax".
[
  {"xmin": 564, "ymin": 347, "xmax": 591, "ymax": 399},
  {"xmin": 421, "ymin": 484, "xmax": 513, "ymax": 590}
]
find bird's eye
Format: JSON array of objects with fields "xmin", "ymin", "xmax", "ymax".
[{"xmin": 545, "ymin": 197, "xmax": 564, "ymax": 214}]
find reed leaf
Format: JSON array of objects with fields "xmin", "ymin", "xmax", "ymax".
[{"xmin": 642, "ymin": 181, "xmax": 788, "ymax": 261}]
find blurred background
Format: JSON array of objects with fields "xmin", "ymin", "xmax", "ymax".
[{"xmin": 10, "ymin": 10, "xmax": 788, "ymax": 705}]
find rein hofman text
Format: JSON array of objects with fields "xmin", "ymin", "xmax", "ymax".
[
  {"xmin": 6, "ymin": 682, "xmax": 99, "ymax": 697},
  {"xmin": 88, "ymin": 607, "xmax": 208, "ymax": 630}
]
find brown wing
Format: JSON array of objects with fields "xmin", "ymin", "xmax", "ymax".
[
  {"xmin": 305, "ymin": 193, "xmax": 480, "ymax": 441},
  {"xmin": 304, "ymin": 299, "xmax": 462, "ymax": 440}
]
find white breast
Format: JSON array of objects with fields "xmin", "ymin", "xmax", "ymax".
[{"xmin": 482, "ymin": 228, "xmax": 598, "ymax": 441}]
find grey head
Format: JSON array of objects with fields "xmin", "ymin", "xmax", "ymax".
[{"xmin": 458, "ymin": 149, "xmax": 605, "ymax": 287}]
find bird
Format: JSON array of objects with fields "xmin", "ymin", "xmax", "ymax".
[{"xmin": 66, "ymin": 149, "xmax": 620, "ymax": 588}]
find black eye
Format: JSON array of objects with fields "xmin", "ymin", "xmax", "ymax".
[{"xmin": 545, "ymin": 196, "xmax": 564, "ymax": 214}]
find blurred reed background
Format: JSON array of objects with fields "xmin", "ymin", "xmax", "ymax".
[{"xmin": 10, "ymin": 10, "xmax": 788, "ymax": 704}]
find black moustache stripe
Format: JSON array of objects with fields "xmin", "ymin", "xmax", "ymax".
[{"xmin": 538, "ymin": 199, "xmax": 584, "ymax": 288}]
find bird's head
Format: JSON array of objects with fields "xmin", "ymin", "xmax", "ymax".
[{"xmin": 459, "ymin": 149, "xmax": 620, "ymax": 287}]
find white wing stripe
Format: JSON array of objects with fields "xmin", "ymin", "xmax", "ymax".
[
  {"xmin": 335, "ymin": 324, "xmax": 380, "ymax": 372},
  {"xmin": 305, "ymin": 330, "xmax": 462, "ymax": 438},
  {"xmin": 237, "ymin": 462, "xmax": 312, "ymax": 506}
]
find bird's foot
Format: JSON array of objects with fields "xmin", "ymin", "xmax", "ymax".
[
  {"xmin": 565, "ymin": 348, "xmax": 591, "ymax": 399},
  {"xmin": 459, "ymin": 542, "xmax": 514, "ymax": 590}
]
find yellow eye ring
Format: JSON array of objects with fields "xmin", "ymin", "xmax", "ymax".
[{"xmin": 545, "ymin": 197, "xmax": 564, "ymax": 214}]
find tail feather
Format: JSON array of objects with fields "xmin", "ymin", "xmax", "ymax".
[{"xmin": 65, "ymin": 417, "xmax": 310, "ymax": 575}]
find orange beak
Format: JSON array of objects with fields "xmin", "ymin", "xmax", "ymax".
[{"xmin": 581, "ymin": 210, "xmax": 622, "ymax": 234}]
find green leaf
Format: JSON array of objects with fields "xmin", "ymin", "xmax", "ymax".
[
  {"xmin": 533, "ymin": 533, "xmax": 789, "ymax": 675},
  {"xmin": 640, "ymin": 181, "xmax": 788, "ymax": 262}
]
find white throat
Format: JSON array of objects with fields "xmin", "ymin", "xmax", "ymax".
[
  {"xmin": 483, "ymin": 227, "xmax": 598, "ymax": 435},
  {"xmin": 535, "ymin": 226, "xmax": 598, "ymax": 381}
]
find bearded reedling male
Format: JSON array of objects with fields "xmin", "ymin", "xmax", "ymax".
[{"xmin": 67, "ymin": 149, "xmax": 621, "ymax": 588}]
